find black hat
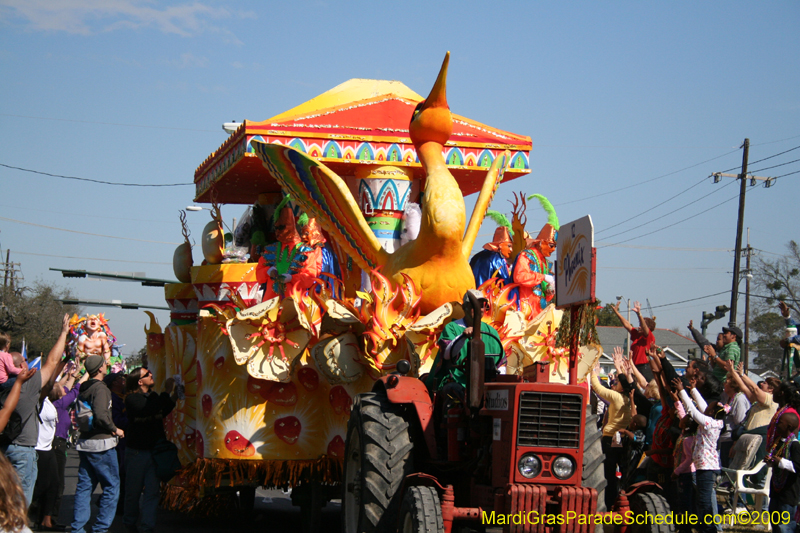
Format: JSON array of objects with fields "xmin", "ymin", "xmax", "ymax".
[
  {"xmin": 84, "ymin": 355, "xmax": 104, "ymax": 375},
  {"xmin": 617, "ymin": 374, "xmax": 635, "ymax": 394},
  {"xmin": 103, "ymin": 372, "xmax": 122, "ymax": 388},
  {"xmin": 722, "ymin": 326, "xmax": 743, "ymax": 340}
]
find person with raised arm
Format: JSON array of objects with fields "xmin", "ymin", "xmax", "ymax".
[
  {"xmin": 611, "ymin": 300, "xmax": 656, "ymax": 380},
  {"xmin": 673, "ymin": 376, "xmax": 725, "ymax": 533},
  {"xmin": 1, "ymin": 314, "xmax": 70, "ymax": 505}
]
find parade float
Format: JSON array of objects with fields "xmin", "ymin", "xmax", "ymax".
[{"xmin": 151, "ymin": 53, "xmax": 604, "ymax": 524}]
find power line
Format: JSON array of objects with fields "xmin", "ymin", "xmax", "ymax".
[
  {"xmin": 752, "ymin": 134, "xmax": 800, "ymax": 146},
  {"xmin": 0, "ymin": 113, "xmax": 221, "ymax": 134},
  {"xmin": 598, "ymin": 180, "xmax": 737, "ymax": 240},
  {"xmin": 596, "ymin": 176, "xmax": 708, "ymax": 235},
  {"xmin": 0, "ymin": 163, "xmax": 192, "ymax": 187},
  {"xmin": 598, "ymin": 191, "xmax": 741, "ymax": 248},
  {"xmin": 595, "ymin": 244, "xmax": 732, "ymax": 252},
  {"xmin": 556, "ymin": 148, "xmax": 741, "ymax": 206},
  {"xmin": 739, "ymin": 291, "xmax": 800, "ymax": 303},
  {"xmin": 12, "ymin": 251, "xmax": 171, "ymax": 266},
  {"xmin": 599, "ymin": 266, "xmax": 727, "ymax": 272},
  {"xmin": 753, "ymin": 248, "xmax": 788, "ymax": 258},
  {"xmin": 748, "ymin": 158, "xmax": 800, "ymax": 174},
  {"xmin": 0, "ymin": 204, "xmax": 174, "ymax": 225},
  {"xmin": 0, "ymin": 216, "xmax": 180, "ymax": 245},
  {"xmin": 595, "ymin": 144, "xmax": 798, "ymax": 235},
  {"xmin": 649, "ymin": 291, "xmax": 731, "ymax": 310},
  {"xmin": 774, "ymin": 169, "xmax": 800, "ymax": 179},
  {"xmin": 718, "ymin": 144, "xmax": 800, "ymax": 174}
]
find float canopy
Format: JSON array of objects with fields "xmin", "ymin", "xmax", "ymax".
[{"xmin": 194, "ymin": 79, "xmax": 532, "ymax": 204}]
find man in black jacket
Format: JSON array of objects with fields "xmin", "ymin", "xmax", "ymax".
[
  {"xmin": 123, "ymin": 367, "xmax": 177, "ymax": 533},
  {"xmin": 71, "ymin": 355, "xmax": 124, "ymax": 533}
]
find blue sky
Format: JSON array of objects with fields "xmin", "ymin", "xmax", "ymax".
[{"xmin": 0, "ymin": 1, "xmax": 798, "ymax": 358}]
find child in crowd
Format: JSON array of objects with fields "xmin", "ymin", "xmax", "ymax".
[
  {"xmin": 0, "ymin": 332, "xmax": 21, "ymax": 390},
  {"xmin": 673, "ymin": 377, "xmax": 725, "ymax": 533},
  {"xmin": 672, "ymin": 413, "xmax": 698, "ymax": 532},
  {"xmin": 618, "ymin": 414, "xmax": 647, "ymax": 487}
]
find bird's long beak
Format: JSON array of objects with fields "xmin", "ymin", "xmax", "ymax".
[{"xmin": 421, "ymin": 51, "xmax": 449, "ymax": 111}]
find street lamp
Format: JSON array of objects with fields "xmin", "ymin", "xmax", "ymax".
[
  {"xmin": 616, "ymin": 295, "xmax": 631, "ymax": 357},
  {"xmin": 185, "ymin": 206, "xmax": 236, "ymax": 238}
]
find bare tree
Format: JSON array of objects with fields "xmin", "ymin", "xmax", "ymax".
[
  {"xmin": 753, "ymin": 240, "xmax": 800, "ymax": 315},
  {"xmin": 0, "ymin": 281, "xmax": 82, "ymax": 356}
]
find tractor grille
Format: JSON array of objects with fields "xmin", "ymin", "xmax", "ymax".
[{"xmin": 517, "ymin": 392, "xmax": 582, "ymax": 448}]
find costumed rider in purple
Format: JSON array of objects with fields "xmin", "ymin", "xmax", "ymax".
[{"xmin": 469, "ymin": 210, "xmax": 514, "ymax": 288}]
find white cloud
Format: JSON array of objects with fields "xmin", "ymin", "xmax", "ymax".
[
  {"xmin": 0, "ymin": 0, "xmax": 247, "ymax": 39},
  {"xmin": 165, "ymin": 52, "xmax": 208, "ymax": 68}
]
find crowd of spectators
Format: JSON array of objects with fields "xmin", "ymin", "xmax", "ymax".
[
  {"xmin": 590, "ymin": 301, "xmax": 800, "ymax": 533},
  {"xmin": 0, "ymin": 316, "xmax": 176, "ymax": 533}
]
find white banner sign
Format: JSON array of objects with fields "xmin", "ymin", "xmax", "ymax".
[{"xmin": 556, "ymin": 215, "xmax": 595, "ymax": 308}]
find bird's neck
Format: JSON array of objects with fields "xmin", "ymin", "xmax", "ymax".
[
  {"xmin": 416, "ymin": 141, "xmax": 465, "ymax": 251},
  {"xmin": 417, "ymin": 142, "xmax": 448, "ymax": 175}
]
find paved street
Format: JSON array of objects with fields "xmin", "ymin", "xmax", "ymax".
[{"xmin": 57, "ymin": 452, "xmax": 341, "ymax": 532}]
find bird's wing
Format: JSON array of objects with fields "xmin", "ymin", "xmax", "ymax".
[
  {"xmin": 462, "ymin": 150, "xmax": 511, "ymax": 257},
  {"xmin": 252, "ymin": 141, "xmax": 388, "ymax": 270}
]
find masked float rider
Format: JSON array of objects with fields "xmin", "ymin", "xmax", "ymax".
[
  {"xmin": 512, "ymin": 223, "xmax": 556, "ymax": 315},
  {"xmin": 469, "ymin": 225, "xmax": 513, "ymax": 288},
  {"xmin": 299, "ymin": 216, "xmax": 342, "ymax": 296},
  {"xmin": 256, "ymin": 200, "xmax": 319, "ymax": 301}
]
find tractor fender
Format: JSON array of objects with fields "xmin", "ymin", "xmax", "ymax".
[
  {"xmin": 622, "ymin": 480, "xmax": 664, "ymax": 498},
  {"xmin": 373, "ymin": 376, "xmax": 437, "ymax": 458}
]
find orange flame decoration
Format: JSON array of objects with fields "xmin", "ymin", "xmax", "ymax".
[
  {"xmin": 477, "ymin": 278, "xmax": 522, "ymax": 354},
  {"xmin": 202, "ymin": 263, "xmax": 577, "ymax": 384},
  {"xmin": 286, "ymin": 283, "xmax": 323, "ymax": 338},
  {"xmin": 360, "ymin": 270, "xmax": 422, "ymax": 379},
  {"xmin": 202, "ymin": 291, "xmax": 248, "ymax": 336},
  {"xmin": 509, "ymin": 192, "xmax": 528, "ymax": 262}
]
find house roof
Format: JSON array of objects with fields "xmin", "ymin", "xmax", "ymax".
[{"xmin": 596, "ymin": 326, "xmax": 699, "ymax": 360}]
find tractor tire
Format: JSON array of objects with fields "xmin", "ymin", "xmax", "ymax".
[
  {"xmin": 399, "ymin": 486, "xmax": 444, "ymax": 533},
  {"xmin": 582, "ymin": 404, "xmax": 606, "ymax": 533},
  {"xmin": 342, "ymin": 391, "xmax": 415, "ymax": 533},
  {"xmin": 629, "ymin": 492, "xmax": 674, "ymax": 533},
  {"xmin": 582, "ymin": 404, "xmax": 607, "ymax": 510}
]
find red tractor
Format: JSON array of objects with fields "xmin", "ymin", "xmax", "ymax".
[{"xmin": 341, "ymin": 293, "xmax": 670, "ymax": 533}]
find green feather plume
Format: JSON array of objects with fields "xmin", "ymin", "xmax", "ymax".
[
  {"xmin": 485, "ymin": 210, "xmax": 513, "ymax": 236},
  {"xmin": 297, "ymin": 213, "xmax": 309, "ymax": 227},
  {"xmin": 272, "ymin": 195, "xmax": 292, "ymax": 224},
  {"xmin": 527, "ymin": 194, "xmax": 559, "ymax": 230}
]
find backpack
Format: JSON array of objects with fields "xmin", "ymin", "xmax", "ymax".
[
  {"xmin": 75, "ymin": 393, "xmax": 95, "ymax": 433},
  {"xmin": 0, "ymin": 387, "xmax": 23, "ymax": 445}
]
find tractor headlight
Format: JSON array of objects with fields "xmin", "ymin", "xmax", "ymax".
[
  {"xmin": 552, "ymin": 456, "xmax": 575, "ymax": 479},
  {"xmin": 518, "ymin": 454, "xmax": 541, "ymax": 479}
]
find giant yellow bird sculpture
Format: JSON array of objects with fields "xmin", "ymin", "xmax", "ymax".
[{"xmin": 253, "ymin": 52, "xmax": 509, "ymax": 314}]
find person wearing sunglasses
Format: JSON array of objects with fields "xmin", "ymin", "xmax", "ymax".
[{"xmin": 122, "ymin": 367, "xmax": 178, "ymax": 533}]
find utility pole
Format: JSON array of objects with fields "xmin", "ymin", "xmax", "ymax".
[
  {"xmin": 711, "ymin": 138, "xmax": 775, "ymax": 327},
  {"xmin": 3, "ymin": 249, "xmax": 9, "ymax": 290},
  {"xmin": 729, "ymin": 138, "xmax": 749, "ymax": 328},
  {"xmin": 744, "ymin": 229, "xmax": 754, "ymax": 372}
]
